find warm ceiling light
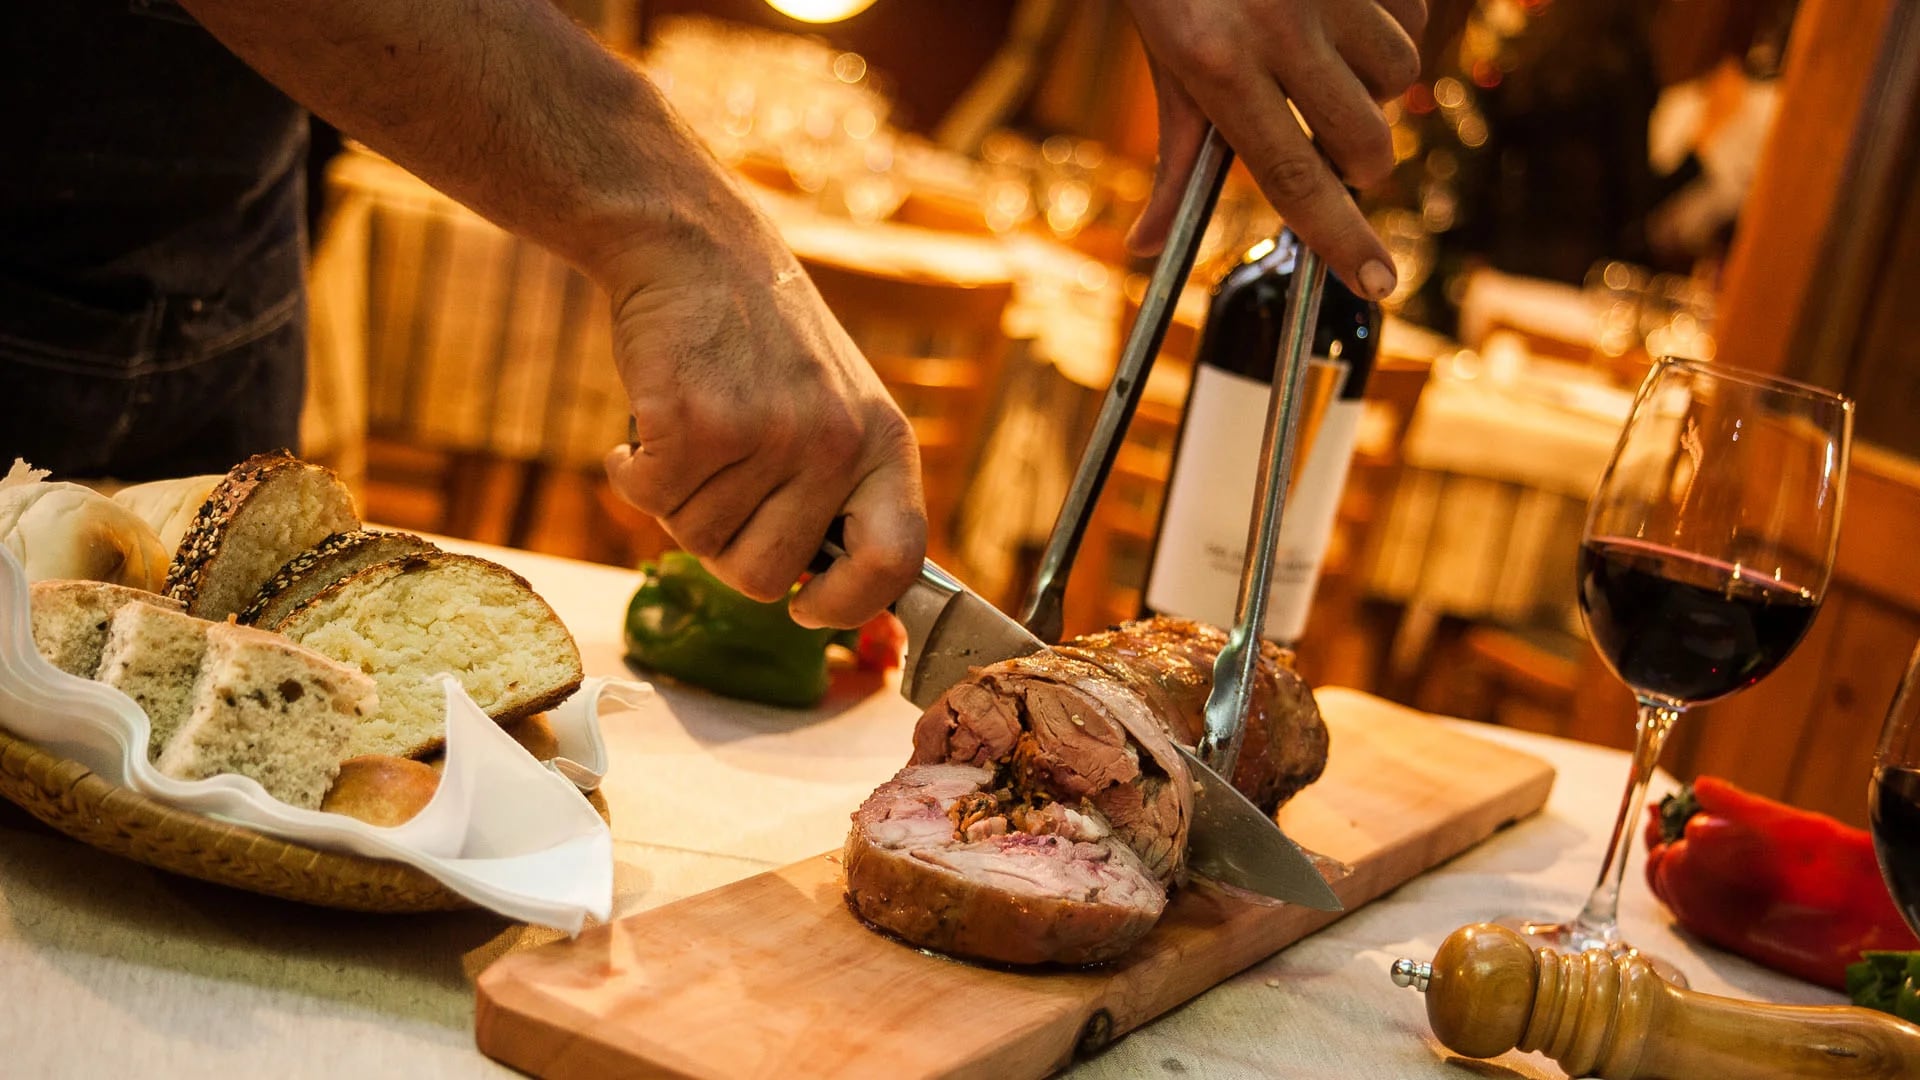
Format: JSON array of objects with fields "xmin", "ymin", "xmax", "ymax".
[{"xmin": 765, "ymin": 0, "xmax": 877, "ymax": 23}]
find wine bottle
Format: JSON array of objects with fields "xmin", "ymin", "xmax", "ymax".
[{"xmin": 1140, "ymin": 228, "xmax": 1381, "ymax": 646}]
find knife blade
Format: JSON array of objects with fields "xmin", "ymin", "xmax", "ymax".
[{"xmin": 814, "ymin": 532, "xmax": 1341, "ymax": 910}]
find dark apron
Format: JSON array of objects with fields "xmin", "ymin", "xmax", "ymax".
[{"xmin": 0, "ymin": 0, "xmax": 310, "ymax": 481}]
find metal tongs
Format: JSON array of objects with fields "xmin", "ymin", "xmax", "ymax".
[
  {"xmin": 1019, "ymin": 127, "xmax": 1236, "ymax": 645},
  {"xmin": 1016, "ymin": 126, "xmax": 1338, "ymax": 907}
]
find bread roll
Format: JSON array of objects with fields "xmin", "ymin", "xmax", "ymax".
[
  {"xmin": 321, "ymin": 755, "xmax": 440, "ymax": 826},
  {"xmin": 111, "ymin": 474, "xmax": 222, "ymax": 555},
  {"xmin": 1, "ymin": 460, "xmax": 170, "ymax": 591},
  {"xmin": 502, "ymin": 712, "xmax": 560, "ymax": 761}
]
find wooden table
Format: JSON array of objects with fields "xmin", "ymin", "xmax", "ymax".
[{"xmin": 0, "ymin": 538, "xmax": 1847, "ymax": 1079}]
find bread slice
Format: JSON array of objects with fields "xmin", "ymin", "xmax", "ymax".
[
  {"xmin": 238, "ymin": 529, "xmax": 438, "ymax": 628},
  {"xmin": 28, "ymin": 580, "xmax": 183, "ymax": 677},
  {"xmin": 95, "ymin": 601, "xmax": 210, "ymax": 759},
  {"xmin": 270, "ymin": 552, "xmax": 584, "ymax": 758},
  {"xmin": 155, "ymin": 622, "xmax": 375, "ymax": 810},
  {"xmin": 163, "ymin": 451, "xmax": 360, "ymax": 621}
]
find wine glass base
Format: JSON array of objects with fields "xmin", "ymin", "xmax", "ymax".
[{"xmin": 1492, "ymin": 916, "xmax": 1691, "ymax": 989}]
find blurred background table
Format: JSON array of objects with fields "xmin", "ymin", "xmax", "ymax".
[{"xmin": 1363, "ymin": 349, "xmax": 1634, "ymax": 703}]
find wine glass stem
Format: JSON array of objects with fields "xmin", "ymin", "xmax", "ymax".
[{"xmin": 1571, "ymin": 696, "xmax": 1684, "ymax": 945}]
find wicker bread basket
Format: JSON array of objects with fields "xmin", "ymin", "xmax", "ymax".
[{"xmin": 0, "ymin": 723, "xmax": 609, "ymax": 913}]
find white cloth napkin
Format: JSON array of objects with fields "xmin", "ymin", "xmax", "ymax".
[{"xmin": 0, "ymin": 547, "xmax": 647, "ymax": 933}]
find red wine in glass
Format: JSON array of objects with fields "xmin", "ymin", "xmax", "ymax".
[
  {"xmin": 1578, "ymin": 538, "xmax": 1819, "ymax": 705},
  {"xmin": 1871, "ymin": 764, "xmax": 1920, "ymax": 933}
]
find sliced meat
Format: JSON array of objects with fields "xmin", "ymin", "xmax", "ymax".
[
  {"xmin": 1058, "ymin": 616, "xmax": 1328, "ymax": 813},
  {"xmin": 910, "ymin": 652, "xmax": 1192, "ymax": 886},
  {"xmin": 845, "ymin": 617, "xmax": 1327, "ymax": 967},
  {"xmin": 844, "ymin": 764, "xmax": 1166, "ymax": 966}
]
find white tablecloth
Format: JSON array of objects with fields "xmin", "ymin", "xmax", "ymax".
[{"xmin": 0, "ymin": 539, "xmax": 1846, "ymax": 1079}]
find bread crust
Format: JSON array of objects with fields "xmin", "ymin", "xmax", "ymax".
[{"xmin": 238, "ymin": 529, "xmax": 438, "ymax": 628}]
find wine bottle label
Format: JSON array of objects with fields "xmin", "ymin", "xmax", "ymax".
[{"xmin": 1145, "ymin": 363, "xmax": 1364, "ymax": 641}]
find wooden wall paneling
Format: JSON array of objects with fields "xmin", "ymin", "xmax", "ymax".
[
  {"xmin": 1843, "ymin": 152, "xmax": 1920, "ymax": 457},
  {"xmin": 1711, "ymin": 0, "xmax": 1902, "ymax": 378},
  {"xmin": 1782, "ymin": 594, "xmax": 1920, "ymax": 826},
  {"xmin": 1832, "ymin": 444, "xmax": 1920, "ymax": 615},
  {"xmin": 1794, "ymin": 3, "xmax": 1920, "ymax": 405}
]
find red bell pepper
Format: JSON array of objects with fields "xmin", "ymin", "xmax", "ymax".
[
  {"xmin": 1643, "ymin": 776, "xmax": 1920, "ymax": 990},
  {"xmin": 852, "ymin": 610, "xmax": 906, "ymax": 672}
]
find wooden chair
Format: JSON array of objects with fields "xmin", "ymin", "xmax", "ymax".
[
  {"xmin": 799, "ymin": 257, "xmax": 1015, "ymax": 566},
  {"xmin": 1292, "ymin": 355, "xmax": 1434, "ymax": 689},
  {"xmin": 1413, "ymin": 622, "xmax": 1585, "ymax": 738}
]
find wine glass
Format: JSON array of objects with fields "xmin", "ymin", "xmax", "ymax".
[
  {"xmin": 1872, "ymin": 640, "xmax": 1920, "ymax": 936},
  {"xmin": 1508, "ymin": 357, "xmax": 1854, "ymax": 979}
]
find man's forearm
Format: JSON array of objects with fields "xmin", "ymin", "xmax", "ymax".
[{"xmin": 178, "ymin": 0, "xmax": 765, "ymax": 293}]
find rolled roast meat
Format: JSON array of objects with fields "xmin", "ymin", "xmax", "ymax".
[
  {"xmin": 1059, "ymin": 616, "xmax": 1327, "ymax": 814},
  {"xmin": 844, "ymin": 616, "xmax": 1328, "ymax": 966}
]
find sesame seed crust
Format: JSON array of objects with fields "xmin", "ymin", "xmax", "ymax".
[
  {"xmin": 238, "ymin": 529, "xmax": 438, "ymax": 627},
  {"xmin": 162, "ymin": 450, "xmax": 303, "ymax": 607}
]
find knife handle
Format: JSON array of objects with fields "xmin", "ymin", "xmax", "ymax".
[
  {"xmin": 1392, "ymin": 924, "xmax": 1920, "ymax": 1078},
  {"xmin": 807, "ymin": 517, "xmax": 849, "ymax": 578}
]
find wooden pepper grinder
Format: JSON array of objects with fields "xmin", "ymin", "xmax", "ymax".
[{"xmin": 1390, "ymin": 923, "xmax": 1920, "ymax": 1078}]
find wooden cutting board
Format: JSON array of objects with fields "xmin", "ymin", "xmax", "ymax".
[{"xmin": 475, "ymin": 704, "xmax": 1555, "ymax": 1079}]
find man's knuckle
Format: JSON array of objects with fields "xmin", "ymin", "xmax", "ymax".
[
  {"xmin": 732, "ymin": 565, "xmax": 792, "ymax": 603},
  {"xmin": 607, "ymin": 473, "xmax": 672, "ymax": 518},
  {"xmin": 1380, "ymin": 42, "xmax": 1421, "ymax": 97},
  {"xmin": 1176, "ymin": 28, "xmax": 1241, "ymax": 86},
  {"xmin": 818, "ymin": 420, "xmax": 861, "ymax": 468},
  {"xmin": 667, "ymin": 514, "xmax": 727, "ymax": 559},
  {"xmin": 1259, "ymin": 156, "xmax": 1324, "ymax": 204},
  {"xmin": 861, "ymin": 530, "xmax": 926, "ymax": 584}
]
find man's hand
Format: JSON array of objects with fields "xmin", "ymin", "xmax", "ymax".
[
  {"xmin": 176, "ymin": 0, "xmax": 927, "ymax": 629},
  {"xmin": 601, "ymin": 237, "xmax": 926, "ymax": 629},
  {"xmin": 1123, "ymin": 0, "xmax": 1425, "ymax": 302}
]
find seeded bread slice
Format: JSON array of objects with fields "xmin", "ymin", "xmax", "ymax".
[
  {"xmin": 239, "ymin": 529, "xmax": 439, "ymax": 628},
  {"xmin": 155, "ymin": 622, "xmax": 374, "ymax": 810},
  {"xmin": 28, "ymin": 580, "xmax": 184, "ymax": 677},
  {"xmin": 269, "ymin": 552, "xmax": 584, "ymax": 759},
  {"xmin": 163, "ymin": 451, "xmax": 361, "ymax": 621},
  {"xmin": 95, "ymin": 601, "xmax": 211, "ymax": 759}
]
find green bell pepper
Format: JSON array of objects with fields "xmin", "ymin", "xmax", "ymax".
[{"xmin": 623, "ymin": 551, "xmax": 854, "ymax": 708}]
